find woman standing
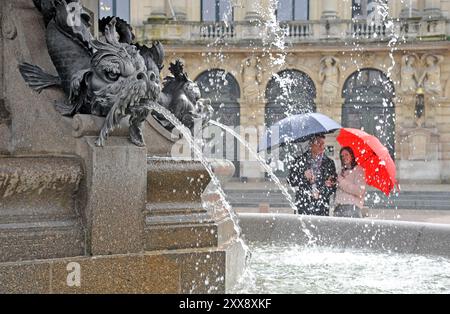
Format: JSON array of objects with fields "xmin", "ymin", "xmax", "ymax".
[{"xmin": 334, "ymin": 147, "xmax": 366, "ymax": 218}]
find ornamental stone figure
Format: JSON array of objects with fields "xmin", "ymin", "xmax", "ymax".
[
  {"xmin": 419, "ymin": 54, "xmax": 444, "ymax": 96},
  {"xmin": 241, "ymin": 55, "xmax": 263, "ymax": 101},
  {"xmin": 319, "ymin": 56, "xmax": 340, "ymax": 98},
  {"xmin": 154, "ymin": 60, "xmax": 211, "ymax": 132},
  {"xmin": 401, "ymin": 54, "xmax": 419, "ymax": 94}
]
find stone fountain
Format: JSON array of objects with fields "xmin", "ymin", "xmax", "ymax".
[{"xmin": 0, "ymin": 0, "xmax": 245, "ymax": 293}]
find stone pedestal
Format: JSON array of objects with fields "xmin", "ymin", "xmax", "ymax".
[
  {"xmin": 0, "ymin": 149, "xmax": 246, "ymax": 293},
  {"xmin": 78, "ymin": 137, "xmax": 147, "ymax": 256}
]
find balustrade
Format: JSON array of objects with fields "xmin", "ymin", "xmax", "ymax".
[{"xmin": 137, "ymin": 18, "xmax": 449, "ymax": 43}]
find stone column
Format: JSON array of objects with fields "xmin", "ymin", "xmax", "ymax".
[
  {"xmin": 400, "ymin": 0, "xmax": 420, "ymax": 18},
  {"xmin": 424, "ymin": 0, "xmax": 442, "ymax": 18},
  {"xmin": 321, "ymin": 0, "xmax": 338, "ymax": 19}
]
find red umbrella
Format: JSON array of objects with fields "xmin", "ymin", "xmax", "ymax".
[{"xmin": 336, "ymin": 128, "xmax": 397, "ymax": 196}]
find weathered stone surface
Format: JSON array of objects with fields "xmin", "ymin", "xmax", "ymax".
[
  {"xmin": 0, "ymin": 125, "xmax": 11, "ymax": 154},
  {"xmin": 144, "ymin": 216, "xmax": 236, "ymax": 251},
  {"xmin": 0, "ymin": 157, "xmax": 82, "ymax": 217},
  {"xmin": 145, "ymin": 158, "xmax": 232, "ymax": 251},
  {"xmin": 0, "ymin": 220, "xmax": 85, "ymax": 263},
  {"xmin": 50, "ymin": 254, "xmax": 179, "ymax": 293},
  {"xmin": 176, "ymin": 250, "xmax": 227, "ymax": 294},
  {"xmin": 3, "ymin": 0, "xmax": 76, "ymax": 155},
  {"xmin": 80, "ymin": 137, "xmax": 146, "ymax": 256},
  {"xmin": 0, "ymin": 157, "xmax": 85, "ymax": 263},
  {"xmin": 147, "ymin": 158, "xmax": 211, "ymax": 204},
  {"xmin": 0, "ymin": 100, "xmax": 10, "ymax": 125},
  {"xmin": 0, "ymin": 247, "xmax": 243, "ymax": 293},
  {"xmin": 0, "ymin": 262, "xmax": 50, "ymax": 294},
  {"xmin": 144, "ymin": 223, "xmax": 217, "ymax": 251}
]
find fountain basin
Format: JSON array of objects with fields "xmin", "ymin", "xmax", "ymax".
[
  {"xmin": 239, "ymin": 213, "xmax": 450, "ymax": 257},
  {"xmin": 235, "ymin": 214, "xmax": 450, "ymax": 293}
]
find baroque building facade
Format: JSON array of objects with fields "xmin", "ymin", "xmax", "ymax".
[{"xmin": 90, "ymin": 0, "xmax": 450, "ymax": 183}]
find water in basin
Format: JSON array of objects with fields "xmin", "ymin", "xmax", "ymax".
[{"xmin": 231, "ymin": 243, "xmax": 450, "ymax": 294}]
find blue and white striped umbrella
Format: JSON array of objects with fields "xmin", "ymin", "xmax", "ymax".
[{"xmin": 259, "ymin": 113, "xmax": 342, "ymax": 152}]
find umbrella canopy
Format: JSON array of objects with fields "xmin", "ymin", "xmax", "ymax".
[
  {"xmin": 259, "ymin": 113, "xmax": 342, "ymax": 152},
  {"xmin": 336, "ymin": 128, "xmax": 397, "ymax": 196}
]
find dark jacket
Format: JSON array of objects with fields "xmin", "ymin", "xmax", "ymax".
[{"xmin": 287, "ymin": 151, "xmax": 337, "ymax": 215}]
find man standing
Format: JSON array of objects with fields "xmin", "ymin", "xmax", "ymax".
[{"xmin": 287, "ymin": 135, "xmax": 337, "ymax": 216}]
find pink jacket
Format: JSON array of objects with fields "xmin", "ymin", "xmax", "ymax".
[{"xmin": 335, "ymin": 166, "xmax": 366, "ymax": 209}]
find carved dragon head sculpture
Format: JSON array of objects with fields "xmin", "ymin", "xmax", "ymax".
[{"xmin": 81, "ymin": 19, "xmax": 161, "ymax": 146}]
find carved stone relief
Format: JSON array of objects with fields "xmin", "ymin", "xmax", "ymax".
[
  {"xmin": 319, "ymin": 56, "xmax": 340, "ymax": 99},
  {"xmin": 400, "ymin": 53, "xmax": 444, "ymax": 96},
  {"xmin": 241, "ymin": 55, "xmax": 263, "ymax": 101}
]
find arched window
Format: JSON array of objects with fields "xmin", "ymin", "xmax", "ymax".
[
  {"xmin": 277, "ymin": 0, "xmax": 309, "ymax": 21},
  {"xmin": 201, "ymin": 0, "xmax": 233, "ymax": 22},
  {"xmin": 265, "ymin": 70, "xmax": 316, "ymax": 177},
  {"xmin": 196, "ymin": 69, "xmax": 241, "ymax": 176},
  {"xmin": 265, "ymin": 69, "xmax": 316, "ymax": 126},
  {"xmin": 342, "ymin": 68, "xmax": 396, "ymax": 158}
]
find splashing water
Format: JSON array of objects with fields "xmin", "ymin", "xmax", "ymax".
[
  {"xmin": 209, "ymin": 120, "xmax": 296, "ymax": 210},
  {"xmin": 146, "ymin": 103, "xmax": 251, "ymax": 261},
  {"xmin": 208, "ymin": 120, "xmax": 316, "ymax": 242},
  {"xmin": 375, "ymin": 1, "xmax": 399, "ymax": 81},
  {"xmin": 262, "ymin": 0, "xmax": 287, "ymax": 66},
  {"xmin": 231, "ymin": 243, "xmax": 450, "ymax": 294}
]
